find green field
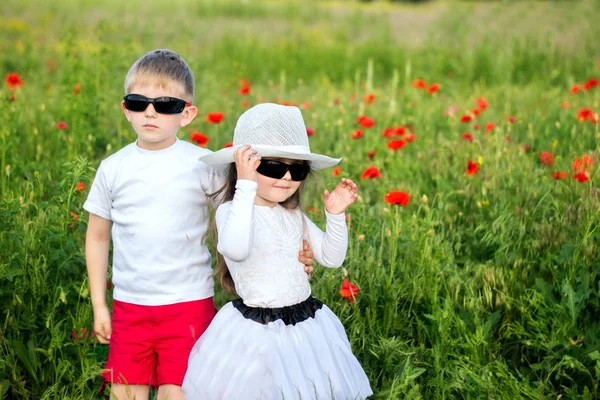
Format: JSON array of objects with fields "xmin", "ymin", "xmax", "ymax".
[{"xmin": 1, "ymin": 0, "xmax": 600, "ymax": 398}]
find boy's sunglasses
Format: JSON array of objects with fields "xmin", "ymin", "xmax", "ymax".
[
  {"xmin": 256, "ymin": 160, "xmax": 311, "ymax": 181},
  {"xmin": 123, "ymin": 94, "xmax": 191, "ymax": 115}
]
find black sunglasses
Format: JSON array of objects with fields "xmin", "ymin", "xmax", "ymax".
[
  {"xmin": 256, "ymin": 160, "xmax": 311, "ymax": 181},
  {"xmin": 123, "ymin": 94, "xmax": 191, "ymax": 115}
]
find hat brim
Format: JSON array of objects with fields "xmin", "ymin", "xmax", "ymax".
[{"xmin": 199, "ymin": 145, "xmax": 341, "ymax": 170}]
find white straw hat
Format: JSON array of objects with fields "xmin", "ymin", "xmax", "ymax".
[{"xmin": 199, "ymin": 103, "xmax": 341, "ymax": 170}]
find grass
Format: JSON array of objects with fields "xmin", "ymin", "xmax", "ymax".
[{"xmin": 1, "ymin": 0, "xmax": 599, "ymax": 398}]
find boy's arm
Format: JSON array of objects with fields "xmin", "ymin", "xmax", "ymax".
[{"xmin": 85, "ymin": 213, "xmax": 112, "ymax": 344}]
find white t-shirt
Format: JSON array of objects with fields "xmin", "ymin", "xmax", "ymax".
[
  {"xmin": 216, "ymin": 179, "xmax": 348, "ymax": 308},
  {"xmin": 83, "ymin": 139, "xmax": 226, "ymax": 306}
]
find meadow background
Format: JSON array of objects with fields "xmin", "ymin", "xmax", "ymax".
[{"xmin": 1, "ymin": 0, "xmax": 600, "ymax": 398}]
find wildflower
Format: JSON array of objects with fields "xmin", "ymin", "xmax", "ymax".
[
  {"xmin": 540, "ymin": 152, "xmax": 555, "ymax": 166},
  {"xmin": 351, "ymin": 130, "xmax": 363, "ymax": 139},
  {"xmin": 461, "ymin": 114, "xmax": 472, "ymax": 123},
  {"xmin": 473, "ymin": 124, "xmax": 480, "ymax": 131},
  {"xmin": 578, "ymin": 108, "xmax": 594, "ymax": 121},
  {"xmin": 333, "ymin": 98, "xmax": 340, "ymax": 105},
  {"xmin": 238, "ymin": 86, "xmax": 251, "ymax": 95},
  {"xmin": 207, "ymin": 112, "xmax": 224, "ymax": 124},
  {"xmin": 573, "ymin": 170, "xmax": 590, "ymax": 182},
  {"xmin": 387, "ymin": 139, "xmax": 407, "ymax": 151},
  {"xmin": 521, "ymin": 144, "xmax": 531, "ymax": 152},
  {"xmin": 404, "ymin": 133, "xmax": 416, "ymax": 142},
  {"xmin": 507, "ymin": 116, "xmax": 516, "ymax": 123},
  {"xmin": 570, "ymin": 84, "xmax": 581, "ymax": 95},
  {"xmin": 384, "ymin": 191, "xmax": 410, "ymax": 206},
  {"xmin": 462, "ymin": 133, "xmax": 474, "ymax": 142},
  {"xmin": 332, "ymin": 167, "xmax": 341, "ymax": 177},
  {"xmin": 223, "ymin": 142, "xmax": 233, "ymax": 148},
  {"xmin": 363, "ymin": 93, "xmax": 375, "ymax": 103},
  {"xmin": 584, "ymin": 78, "xmax": 598, "ymax": 91},
  {"xmin": 472, "ymin": 108, "xmax": 481, "ymax": 117},
  {"xmin": 476, "ymin": 97, "xmax": 488, "ymax": 110},
  {"xmin": 466, "ymin": 159, "xmax": 479, "ymax": 175},
  {"xmin": 339, "ymin": 278, "xmax": 360, "ymax": 302},
  {"xmin": 360, "ymin": 166, "xmax": 381, "ymax": 180},
  {"xmin": 428, "ymin": 83, "xmax": 440, "ymax": 93},
  {"xmin": 9, "ymin": 92, "xmax": 15, "ymax": 102},
  {"xmin": 485, "ymin": 123, "xmax": 495, "ymax": 133},
  {"xmin": 357, "ymin": 116, "xmax": 375, "ymax": 128},
  {"xmin": 75, "ymin": 182, "xmax": 85, "ymax": 192},
  {"xmin": 552, "ymin": 172, "xmax": 567, "ymax": 180},
  {"xmin": 73, "ymin": 83, "xmax": 81, "ymax": 95},
  {"xmin": 4, "ymin": 73, "xmax": 24, "ymax": 89},
  {"xmin": 367, "ymin": 150, "xmax": 376, "ymax": 159},
  {"xmin": 190, "ymin": 132, "xmax": 209, "ymax": 147},
  {"xmin": 572, "ymin": 155, "xmax": 593, "ymax": 171},
  {"xmin": 382, "ymin": 127, "xmax": 396, "ymax": 137},
  {"xmin": 306, "ymin": 127, "xmax": 315, "ymax": 136},
  {"xmin": 241, "ymin": 100, "xmax": 251, "ymax": 109},
  {"xmin": 411, "ymin": 79, "xmax": 427, "ymax": 89},
  {"xmin": 395, "ymin": 126, "xmax": 406, "ymax": 136},
  {"xmin": 301, "ymin": 102, "xmax": 311, "ymax": 110},
  {"xmin": 57, "ymin": 121, "xmax": 68, "ymax": 130}
]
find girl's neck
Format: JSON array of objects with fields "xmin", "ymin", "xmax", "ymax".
[{"xmin": 254, "ymin": 195, "xmax": 277, "ymax": 208}]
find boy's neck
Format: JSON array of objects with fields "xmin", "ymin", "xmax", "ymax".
[{"xmin": 136, "ymin": 136, "xmax": 178, "ymax": 151}]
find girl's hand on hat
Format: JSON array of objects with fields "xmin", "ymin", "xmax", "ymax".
[
  {"xmin": 324, "ymin": 178, "xmax": 358, "ymax": 215},
  {"xmin": 234, "ymin": 145, "xmax": 261, "ymax": 182}
]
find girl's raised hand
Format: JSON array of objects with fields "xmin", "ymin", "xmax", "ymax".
[
  {"xmin": 234, "ymin": 145, "xmax": 261, "ymax": 182},
  {"xmin": 323, "ymin": 178, "xmax": 358, "ymax": 215}
]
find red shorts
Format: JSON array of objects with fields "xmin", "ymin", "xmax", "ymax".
[{"xmin": 102, "ymin": 298, "xmax": 216, "ymax": 387}]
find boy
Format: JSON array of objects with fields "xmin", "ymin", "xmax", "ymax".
[{"xmin": 84, "ymin": 49, "xmax": 314, "ymax": 400}]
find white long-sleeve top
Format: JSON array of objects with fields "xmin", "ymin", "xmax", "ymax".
[{"xmin": 216, "ymin": 179, "xmax": 348, "ymax": 308}]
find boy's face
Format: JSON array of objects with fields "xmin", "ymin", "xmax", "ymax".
[{"xmin": 122, "ymin": 82, "xmax": 197, "ymax": 150}]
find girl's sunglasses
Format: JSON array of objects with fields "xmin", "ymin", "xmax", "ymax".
[
  {"xmin": 256, "ymin": 160, "xmax": 311, "ymax": 181},
  {"xmin": 123, "ymin": 94, "xmax": 191, "ymax": 115}
]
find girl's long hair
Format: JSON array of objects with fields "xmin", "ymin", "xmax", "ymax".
[{"xmin": 210, "ymin": 162, "xmax": 309, "ymax": 296}]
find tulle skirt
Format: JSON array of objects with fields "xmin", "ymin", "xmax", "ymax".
[{"xmin": 182, "ymin": 297, "xmax": 372, "ymax": 400}]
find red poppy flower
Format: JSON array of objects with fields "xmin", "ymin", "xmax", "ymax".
[
  {"xmin": 562, "ymin": 102, "xmax": 572, "ymax": 109},
  {"xmin": 466, "ymin": 159, "xmax": 479, "ymax": 175},
  {"xmin": 239, "ymin": 78, "xmax": 250, "ymax": 88},
  {"xmin": 191, "ymin": 132, "xmax": 209, "ymax": 147},
  {"xmin": 301, "ymin": 102, "xmax": 311, "ymax": 110},
  {"xmin": 578, "ymin": 108, "xmax": 594, "ymax": 121},
  {"xmin": 351, "ymin": 130, "xmax": 363, "ymax": 139},
  {"xmin": 411, "ymin": 79, "xmax": 427, "ymax": 89},
  {"xmin": 384, "ymin": 191, "xmax": 410, "ymax": 206},
  {"xmin": 339, "ymin": 278, "xmax": 360, "ymax": 302},
  {"xmin": 332, "ymin": 167, "xmax": 341, "ymax": 177},
  {"xmin": 507, "ymin": 116, "xmax": 516, "ymax": 123},
  {"xmin": 75, "ymin": 182, "xmax": 85, "ymax": 192},
  {"xmin": 361, "ymin": 166, "xmax": 381, "ymax": 180},
  {"xmin": 571, "ymin": 84, "xmax": 581, "ymax": 95},
  {"xmin": 382, "ymin": 127, "xmax": 395, "ymax": 137},
  {"xmin": 357, "ymin": 116, "xmax": 375, "ymax": 128},
  {"xmin": 223, "ymin": 142, "xmax": 233, "ymax": 148},
  {"xmin": 461, "ymin": 114, "xmax": 472, "ymax": 123},
  {"xmin": 485, "ymin": 122, "xmax": 495, "ymax": 133},
  {"xmin": 572, "ymin": 155, "xmax": 593, "ymax": 171},
  {"xmin": 387, "ymin": 140, "xmax": 407, "ymax": 151},
  {"xmin": 207, "ymin": 112, "xmax": 224, "ymax": 124},
  {"xmin": 584, "ymin": 78, "xmax": 598, "ymax": 91},
  {"xmin": 540, "ymin": 152, "xmax": 555, "ymax": 166},
  {"xmin": 333, "ymin": 98, "xmax": 340, "ymax": 105},
  {"xmin": 73, "ymin": 83, "xmax": 81, "ymax": 95},
  {"xmin": 553, "ymin": 171, "xmax": 567, "ymax": 180},
  {"xmin": 395, "ymin": 126, "xmax": 406, "ymax": 136},
  {"xmin": 238, "ymin": 86, "xmax": 251, "ymax": 95},
  {"xmin": 4, "ymin": 73, "xmax": 24, "ymax": 90},
  {"xmin": 476, "ymin": 97, "xmax": 488, "ymax": 111},
  {"xmin": 472, "ymin": 108, "xmax": 481, "ymax": 117},
  {"xmin": 241, "ymin": 100, "xmax": 251, "ymax": 109},
  {"xmin": 57, "ymin": 121, "xmax": 68, "ymax": 130},
  {"xmin": 573, "ymin": 170, "xmax": 590, "ymax": 182},
  {"xmin": 428, "ymin": 83, "xmax": 440, "ymax": 93},
  {"xmin": 521, "ymin": 144, "xmax": 531, "ymax": 152},
  {"xmin": 473, "ymin": 124, "xmax": 480, "ymax": 131},
  {"xmin": 367, "ymin": 150, "xmax": 376, "ymax": 159},
  {"xmin": 462, "ymin": 133, "xmax": 474, "ymax": 142},
  {"xmin": 363, "ymin": 93, "xmax": 375, "ymax": 103},
  {"xmin": 505, "ymin": 135, "xmax": 511, "ymax": 142},
  {"xmin": 404, "ymin": 133, "xmax": 416, "ymax": 142},
  {"xmin": 9, "ymin": 92, "xmax": 15, "ymax": 102},
  {"xmin": 306, "ymin": 127, "xmax": 315, "ymax": 136}
]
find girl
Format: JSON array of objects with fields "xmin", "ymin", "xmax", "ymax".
[{"xmin": 182, "ymin": 103, "xmax": 372, "ymax": 399}]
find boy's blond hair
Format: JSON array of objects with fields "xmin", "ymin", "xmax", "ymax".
[{"xmin": 124, "ymin": 49, "xmax": 195, "ymax": 100}]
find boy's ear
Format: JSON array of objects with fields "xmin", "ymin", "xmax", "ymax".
[
  {"xmin": 121, "ymin": 101, "xmax": 132, "ymax": 122},
  {"xmin": 180, "ymin": 105, "xmax": 198, "ymax": 128}
]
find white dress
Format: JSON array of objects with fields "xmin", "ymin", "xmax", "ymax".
[{"xmin": 182, "ymin": 180, "xmax": 372, "ymax": 400}]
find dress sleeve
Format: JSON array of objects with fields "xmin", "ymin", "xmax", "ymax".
[
  {"xmin": 215, "ymin": 179, "xmax": 258, "ymax": 262},
  {"xmin": 83, "ymin": 161, "xmax": 112, "ymax": 220},
  {"xmin": 302, "ymin": 210, "xmax": 348, "ymax": 268}
]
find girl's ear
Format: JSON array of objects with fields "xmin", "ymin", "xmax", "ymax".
[{"xmin": 180, "ymin": 105, "xmax": 198, "ymax": 127}]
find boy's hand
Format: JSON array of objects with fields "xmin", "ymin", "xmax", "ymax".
[
  {"xmin": 93, "ymin": 304, "xmax": 112, "ymax": 344},
  {"xmin": 324, "ymin": 178, "xmax": 358, "ymax": 215},
  {"xmin": 234, "ymin": 145, "xmax": 261, "ymax": 182},
  {"xmin": 298, "ymin": 239, "xmax": 315, "ymax": 279}
]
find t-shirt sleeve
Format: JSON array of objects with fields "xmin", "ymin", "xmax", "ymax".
[
  {"xmin": 83, "ymin": 162, "xmax": 112, "ymax": 220},
  {"xmin": 197, "ymin": 161, "xmax": 228, "ymax": 208},
  {"xmin": 302, "ymin": 210, "xmax": 348, "ymax": 268}
]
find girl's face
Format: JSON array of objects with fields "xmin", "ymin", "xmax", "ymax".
[{"xmin": 255, "ymin": 158, "xmax": 304, "ymax": 207}]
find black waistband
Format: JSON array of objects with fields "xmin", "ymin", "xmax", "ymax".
[{"xmin": 232, "ymin": 296, "xmax": 323, "ymax": 326}]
